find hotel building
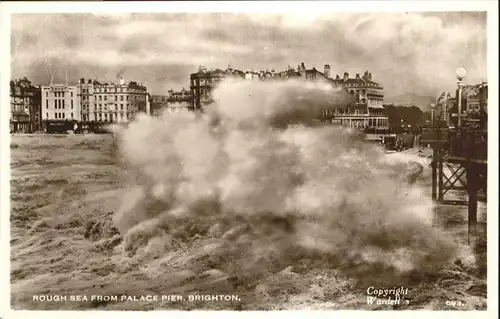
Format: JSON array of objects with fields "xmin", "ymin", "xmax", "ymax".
[
  {"xmin": 10, "ymin": 77, "xmax": 42, "ymax": 133},
  {"xmin": 190, "ymin": 65, "xmax": 244, "ymax": 110},
  {"xmin": 326, "ymin": 70, "xmax": 388, "ymax": 130},
  {"xmin": 41, "ymin": 76, "xmax": 149, "ymax": 125},
  {"xmin": 78, "ymin": 77, "xmax": 150, "ymax": 123},
  {"xmin": 41, "ymin": 79, "xmax": 79, "ymax": 122}
]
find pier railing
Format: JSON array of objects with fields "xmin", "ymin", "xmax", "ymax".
[
  {"xmin": 447, "ymin": 129, "xmax": 487, "ymax": 162},
  {"xmin": 420, "ymin": 127, "xmax": 487, "ymax": 162}
]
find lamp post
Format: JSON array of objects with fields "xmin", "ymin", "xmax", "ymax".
[
  {"xmin": 430, "ymin": 103, "xmax": 436, "ymax": 127},
  {"xmin": 456, "ymin": 66, "xmax": 467, "ymax": 129}
]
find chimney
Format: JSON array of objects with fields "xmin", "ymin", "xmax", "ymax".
[
  {"xmin": 355, "ymin": 73, "xmax": 360, "ymax": 79},
  {"xmin": 324, "ymin": 64, "xmax": 331, "ymax": 79},
  {"xmin": 301, "ymin": 62, "xmax": 306, "ymax": 70},
  {"xmin": 368, "ymin": 72, "xmax": 372, "ymax": 81},
  {"xmin": 343, "ymin": 72, "xmax": 349, "ymax": 81}
]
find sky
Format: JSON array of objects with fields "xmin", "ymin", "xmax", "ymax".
[{"xmin": 10, "ymin": 11, "xmax": 487, "ymax": 99}]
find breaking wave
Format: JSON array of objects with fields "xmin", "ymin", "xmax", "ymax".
[{"xmin": 112, "ymin": 79, "xmax": 473, "ymax": 286}]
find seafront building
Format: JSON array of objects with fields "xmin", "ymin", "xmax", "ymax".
[
  {"xmin": 461, "ymin": 82, "xmax": 488, "ymax": 113},
  {"xmin": 41, "ymin": 76, "xmax": 79, "ymax": 123},
  {"xmin": 190, "ymin": 65, "xmax": 244, "ymax": 110},
  {"xmin": 10, "ymin": 77, "xmax": 42, "ymax": 133},
  {"xmin": 150, "ymin": 95, "xmax": 169, "ymax": 116},
  {"xmin": 165, "ymin": 88, "xmax": 191, "ymax": 113},
  {"xmin": 325, "ymin": 70, "xmax": 388, "ymax": 130},
  {"xmin": 150, "ymin": 89, "xmax": 191, "ymax": 116},
  {"xmin": 189, "ymin": 63, "xmax": 389, "ymax": 131},
  {"xmin": 78, "ymin": 76, "xmax": 150, "ymax": 123},
  {"xmin": 41, "ymin": 76, "xmax": 150, "ymax": 125},
  {"xmin": 453, "ymin": 82, "xmax": 488, "ymax": 129}
]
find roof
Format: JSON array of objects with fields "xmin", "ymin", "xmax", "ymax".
[
  {"xmin": 330, "ymin": 77, "xmax": 382, "ymax": 88},
  {"xmin": 191, "ymin": 68, "xmax": 227, "ymax": 79},
  {"xmin": 305, "ymin": 68, "xmax": 325, "ymax": 76}
]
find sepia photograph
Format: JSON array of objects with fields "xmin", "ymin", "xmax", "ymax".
[{"xmin": 1, "ymin": 1, "xmax": 497, "ymax": 316}]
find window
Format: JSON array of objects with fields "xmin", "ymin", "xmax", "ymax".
[
  {"xmin": 115, "ymin": 96, "xmax": 118, "ymax": 101},
  {"xmin": 99, "ymin": 96, "xmax": 102, "ymax": 101},
  {"xmin": 71, "ymin": 100, "xmax": 73, "ymax": 109},
  {"xmin": 120, "ymin": 95, "xmax": 124, "ymax": 101},
  {"xmin": 62, "ymin": 100, "xmax": 65, "ymax": 109},
  {"xmin": 46, "ymin": 92, "xmax": 48, "ymax": 97},
  {"xmin": 71, "ymin": 113, "xmax": 73, "ymax": 118},
  {"xmin": 46, "ymin": 100, "xmax": 48, "ymax": 109},
  {"xmin": 126, "ymin": 96, "xmax": 129, "ymax": 101},
  {"xmin": 46, "ymin": 112, "xmax": 49, "ymax": 118},
  {"xmin": 104, "ymin": 96, "xmax": 107, "ymax": 101},
  {"xmin": 120, "ymin": 104, "xmax": 123, "ymax": 110}
]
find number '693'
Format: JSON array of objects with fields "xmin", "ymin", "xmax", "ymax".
[{"xmin": 446, "ymin": 300, "xmax": 464, "ymax": 307}]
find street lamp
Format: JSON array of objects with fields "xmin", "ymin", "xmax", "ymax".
[
  {"xmin": 430, "ymin": 103, "xmax": 436, "ymax": 127},
  {"xmin": 456, "ymin": 66, "xmax": 467, "ymax": 128}
]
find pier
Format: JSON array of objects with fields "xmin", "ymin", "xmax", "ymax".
[{"xmin": 421, "ymin": 119, "xmax": 487, "ymax": 242}]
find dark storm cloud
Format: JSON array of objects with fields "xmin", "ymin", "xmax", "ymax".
[{"xmin": 11, "ymin": 12, "xmax": 486, "ymax": 96}]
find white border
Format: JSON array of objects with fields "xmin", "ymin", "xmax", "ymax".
[
  {"xmin": 0, "ymin": 1, "xmax": 496, "ymax": 13},
  {"xmin": 1, "ymin": 1, "xmax": 498, "ymax": 319}
]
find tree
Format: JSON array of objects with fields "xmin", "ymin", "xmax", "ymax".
[{"xmin": 383, "ymin": 104, "xmax": 426, "ymax": 132}]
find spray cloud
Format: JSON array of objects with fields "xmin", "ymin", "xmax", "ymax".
[{"xmin": 112, "ymin": 78, "xmax": 471, "ymax": 286}]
